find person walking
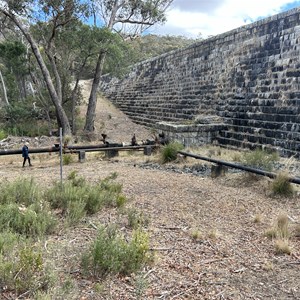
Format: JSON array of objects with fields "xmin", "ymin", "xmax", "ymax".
[{"xmin": 22, "ymin": 143, "xmax": 32, "ymax": 167}]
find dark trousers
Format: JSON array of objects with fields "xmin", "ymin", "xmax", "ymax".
[{"xmin": 23, "ymin": 156, "xmax": 31, "ymax": 166}]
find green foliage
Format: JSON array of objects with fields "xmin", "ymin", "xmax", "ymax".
[
  {"xmin": 160, "ymin": 141, "xmax": 184, "ymax": 164},
  {"xmin": 127, "ymin": 208, "xmax": 149, "ymax": 229},
  {"xmin": 0, "ymin": 178, "xmax": 56, "ymax": 237},
  {"xmin": 0, "ymin": 178, "xmax": 39, "ymax": 206},
  {"xmin": 63, "ymin": 154, "xmax": 74, "ymax": 165},
  {"xmin": 0, "ymin": 244, "xmax": 51, "ymax": 294},
  {"xmin": 45, "ymin": 173, "xmax": 123, "ymax": 224},
  {"xmin": 81, "ymin": 226, "xmax": 149, "ymax": 277},
  {"xmin": 127, "ymin": 34, "xmax": 197, "ymax": 63},
  {"xmin": 242, "ymin": 148, "xmax": 279, "ymax": 171},
  {"xmin": 116, "ymin": 194, "xmax": 127, "ymax": 208},
  {"xmin": 0, "ymin": 129, "xmax": 8, "ymax": 140},
  {"xmin": 0, "ymin": 203, "xmax": 56, "ymax": 237},
  {"xmin": 271, "ymin": 172, "xmax": 294, "ymax": 196},
  {"xmin": 0, "ymin": 101, "xmax": 49, "ymax": 136}
]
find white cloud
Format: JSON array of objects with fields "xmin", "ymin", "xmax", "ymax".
[{"xmin": 151, "ymin": 0, "xmax": 300, "ymax": 38}]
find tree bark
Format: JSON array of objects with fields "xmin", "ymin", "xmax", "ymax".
[
  {"xmin": 0, "ymin": 69, "xmax": 9, "ymax": 106},
  {"xmin": 84, "ymin": 50, "xmax": 106, "ymax": 132},
  {"xmin": 0, "ymin": 9, "xmax": 71, "ymax": 135},
  {"xmin": 71, "ymin": 78, "xmax": 79, "ymax": 134},
  {"xmin": 84, "ymin": 1, "xmax": 117, "ymax": 132}
]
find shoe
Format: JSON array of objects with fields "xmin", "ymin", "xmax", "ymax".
[{"xmin": 29, "ymin": 164, "xmax": 32, "ymax": 167}]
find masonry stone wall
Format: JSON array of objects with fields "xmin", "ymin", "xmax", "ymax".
[{"xmin": 100, "ymin": 8, "xmax": 300, "ymax": 157}]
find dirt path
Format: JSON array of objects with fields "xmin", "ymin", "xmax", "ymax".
[{"xmin": 79, "ymin": 80, "xmax": 153, "ymax": 144}]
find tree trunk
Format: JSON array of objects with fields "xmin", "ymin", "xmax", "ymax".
[
  {"xmin": 47, "ymin": 53, "xmax": 63, "ymax": 103},
  {"xmin": 71, "ymin": 78, "xmax": 79, "ymax": 134},
  {"xmin": 0, "ymin": 9, "xmax": 71, "ymax": 136},
  {"xmin": 0, "ymin": 69, "xmax": 9, "ymax": 106},
  {"xmin": 84, "ymin": 1, "xmax": 117, "ymax": 133},
  {"xmin": 84, "ymin": 50, "xmax": 106, "ymax": 132}
]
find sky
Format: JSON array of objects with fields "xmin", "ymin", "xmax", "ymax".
[{"xmin": 151, "ymin": 0, "xmax": 300, "ymax": 38}]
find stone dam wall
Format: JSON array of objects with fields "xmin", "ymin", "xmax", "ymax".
[{"xmin": 100, "ymin": 8, "xmax": 300, "ymax": 157}]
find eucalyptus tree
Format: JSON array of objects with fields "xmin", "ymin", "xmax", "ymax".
[
  {"xmin": 84, "ymin": 0, "xmax": 174, "ymax": 132},
  {"xmin": 0, "ymin": 40, "xmax": 27, "ymax": 102},
  {"xmin": 0, "ymin": 0, "xmax": 88, "ymax": 135},
  {"xmin": 53, "ymin": 22, "xmax": 125, "ymax": 133}
]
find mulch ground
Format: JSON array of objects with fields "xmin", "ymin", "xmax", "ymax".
[{"xmin": 1, "ymin": 151, "xmax": 300, "ymax": 300}]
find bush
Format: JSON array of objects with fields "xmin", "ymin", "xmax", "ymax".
[
  {"xmin": 127, "ymin": 208, "xmax": 149, "ymax": 229},
  {"xmin": 81, "ymin": 226, "xmax": 149, "ymax": 277},
  {"xmin": 45, "ymin": 173, "xmax": 123, "ymax": 224},
  {"xmin": 271, "ymin": 172, "xmax": 294, "ymax": 196},
  {"xmin": 0, "ymin": 178, "xmax": 56, "ymax": 237},
  {"xmin": 242, "ymin": 149, "xmax": 279, "ymax": 171},
  {"xmin": 63, "ymin": 154, "xmax": 74, "ymax": 165},
  {"xmin": 0, "ymin": 244, "xmax": 52, "ymax": 294},
  {"xmin": 0, "ymin": 129, "xmax": 7, "ymax": 140},
  {"xmin": 0, "ymin": 203, "xmax": 56, "ymax": 237},
  {"xmin": 0, "ymin": 178, "xmax": 40, "ymax": 206},
  {"xmin": 160, "ymin": 141, "xmax": 184, "ymax": 164}
]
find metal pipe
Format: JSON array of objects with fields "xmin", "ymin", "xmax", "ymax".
[
  {"xmin": 68, "ymin": 145, "xmax": 155, "ymax": 153},
  {"xmin": 0, "ymin": 144, "xmax": 156, "ymax": 156},
  {"xmin": 67, "ymin": 143, "xmax": 123, "ymax": 150},
  {"xmin": 178, "ymin": 151, "xmax": 300, "ymax": 185},
  {"xmin": 0, "ymin": 146, "xmax": 59, "ymax": 156}
]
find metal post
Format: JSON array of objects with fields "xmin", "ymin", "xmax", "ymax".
[{"xmin": 59, "ymin": 128, "xmax": 63, "ymax": 185}]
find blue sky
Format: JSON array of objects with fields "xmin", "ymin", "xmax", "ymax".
[{"xmin": 150, "ymin": 0, "xmax": 300, "ymax": 38}]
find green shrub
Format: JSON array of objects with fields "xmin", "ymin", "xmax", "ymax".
[
  {"xmin": 0, "ymin": 179, "xmax": 56, "ymax": 237},
  {"xmin": 66, "ymin": 199, "xmax": 86, "ymax": 225},
  {"xmin": 81, "ymin": 226, "xmax": 149, "ymax": 277},
  {"xmin": 0, "ymin": 178, "xmax": 40, "ymax": 206},
  {"xmin": 67, "ymin": 170, "xmax": 78, "ymax": 181},
  {"xmin": 127, "ymin": 208, "xmax": 149, "ymax": 229},
  {"xmin": 0, "ymin": 203, "xmax": 56, "ymax": 237},
  {"xmin": 242, "ymin": 148, "xmax": 279, "ymax": 171},
  {"xmin": 63, "ymin": 154, "xmax": 74, "ymax": 165},
  {"xmin": 0, "ymin": 231, "xmax": 20, "ymax": 255},
  {"xmin": 45, "ymin": 173, "xmax": 123, "ymax": 224},
  {"xmin": 116, "ymin": 194, "xmax": 127, "ymax": 208},
  {"xmin": 160, "ymin": 141, "xmax": 184, "ymax": 164},
  {"xmin": 271, "ymin": 172, "xmax": 294, "ymax": 196},
  {"xmin": 0, "ymin": 129, "xmax": 7, "ymax": 140},
  {"xmin": 0, "ymin": 244, "xmax": 52, "ymax": 294}
]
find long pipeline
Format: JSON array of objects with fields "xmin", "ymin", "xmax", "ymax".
[
  {"xmin": 178, "ymin": 150, "xmax": 300, "ymax": 185},
  {"xmin": 0, "ymin": 143, "xmax": 154, "ymax": 156}
]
